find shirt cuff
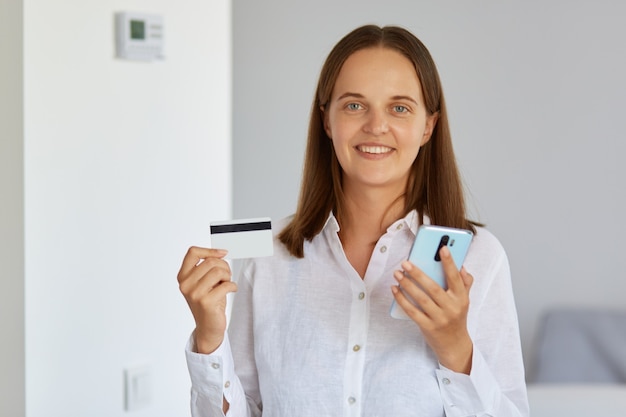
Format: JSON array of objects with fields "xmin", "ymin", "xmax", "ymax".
[
  {"xmin": 185, "ymin": 331, "xmax": 237, "ymax": 407},
  {"xmin": 435, "ymin": 348, "xmax": 499, "ymax": 416}
]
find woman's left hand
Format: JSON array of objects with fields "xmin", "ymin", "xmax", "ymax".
[{"xmin": 391, "ymin": 245, "xmax": 474, "ymax": 374}]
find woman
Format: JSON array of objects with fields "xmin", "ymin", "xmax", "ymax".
[{"xmin": 178, "ymin": 25, "xmax": 529, "ymax": 416}]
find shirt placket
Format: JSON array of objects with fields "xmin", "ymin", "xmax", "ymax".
[{"xmin": 342, "ymin": 231, "xmax": 394, "ymax": 417}]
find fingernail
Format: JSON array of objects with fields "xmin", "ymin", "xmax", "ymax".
[
  {"xmin": 394, "ymin": 270, "xmax": 404, "ymax": 281},
  {"xmin": 440, "ymin": 246, "xmax": 450, "ymax": 257},
  {"xmin": 391, "ymin": 285, "xmax": 398, "ymax": 294},
  {"xmin": 402, "ymin": 261, "xmax": 413, "ymax": 271}
]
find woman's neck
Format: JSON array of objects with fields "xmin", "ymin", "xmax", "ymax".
[
  {"xmin": 338, "ymin": 182, "xmax": 407, "ymax": 247},
  {"xmin": 336, "ymin": 184, "xmax": 406, "ymax": 278}
]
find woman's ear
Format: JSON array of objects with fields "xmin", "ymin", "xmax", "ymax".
[
  {"xmin": 421, "ymin": 112, "xmax": 439, "ymax": 145},
  {"xmin": 320, "ymin": 106, "xmax": 332, "ymax": 139}
]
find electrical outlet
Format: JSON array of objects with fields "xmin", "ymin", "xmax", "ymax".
[{"xmin": 124, "ymin": 364, "xmax": 152, "ymax": 411}]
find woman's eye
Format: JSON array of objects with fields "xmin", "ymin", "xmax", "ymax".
[
  {"xmin": 347, "ymin": 103, "xmax": 362, "ymax": 111},
  {"xmin": 393, "ymin": 105, "xmax": 408, "ymax": 113}
]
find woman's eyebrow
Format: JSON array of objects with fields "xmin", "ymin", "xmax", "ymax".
[
  {"xmin": 336, "ymin": 92, "xmax": 364, "ymax": 101},
  {"xmin": 391, "ymin": 95, "xmax": 418, "ymax": 105},
  {"xmin": 336, "ymin": 92, "xmax": 418, "ymax": 105}
]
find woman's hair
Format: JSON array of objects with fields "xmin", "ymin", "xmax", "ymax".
[{"xmin": 278, "ymin": 24, "xmax": 477, "ymax": 258}]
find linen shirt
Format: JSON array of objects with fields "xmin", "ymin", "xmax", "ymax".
[{"xmin": 185, "ymin": 211, "xmax": 529, "ymax": 416}]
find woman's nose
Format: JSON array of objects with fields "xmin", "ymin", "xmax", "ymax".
[{"xmin": 362, "ymin": 109, "xmax": 389, "ymax": 136}]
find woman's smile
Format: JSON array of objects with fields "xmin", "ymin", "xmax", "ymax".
[{"xmin": 355, "ymin": 143, "xmax": 395, "ymax": 158}]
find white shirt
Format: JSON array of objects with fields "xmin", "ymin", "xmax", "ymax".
[{"xmin": 185, "ymin": 211, "xmax": 530, "ymax": 416}]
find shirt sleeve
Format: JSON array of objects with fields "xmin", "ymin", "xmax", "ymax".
[
  {"xmin": 435, "ymin": 348, "xmax": 526, "ymax": 416},
  {"xmin": 185, "ymin": 332, "xmax": 250, "ymax": 417},
  {"xmin": 435, "ymin": 233, "xmax": 530, "ymax": 417}
]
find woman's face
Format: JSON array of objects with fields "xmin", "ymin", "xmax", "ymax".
[{"xmin": 323, "ymin": 47, "xmax": 437, "ymax": 194}]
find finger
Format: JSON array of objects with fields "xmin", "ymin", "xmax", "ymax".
[
  {"xmin": 460, "ymin": 267, "xmax": 474, "ymax": 290},
  {"xmin": 180, "ymin": 259, "xmax": 232, "ymax": 297},
  {"xmin": 394, "ymin": 269, "xmax": 440, "ymax": 316},
  {"xmin": 178, "ymin": 246, "xmax": 228, "ymax": 282},
  {"xmin": 191, "ymin": 256, "xmax": 232, "ymax": 283},
  {"xmin": 399, "ymin": 261, "xmax": 446, "ymax": 308},
  {"xmin": 439, "ymin": 246, "xmax": 463, "ymax": 293},
  {"xmin": 188, "ymin": 280, "xmax": 238, "ymax": 312},
  {"xmin": 391, "ymin": 284, "xmax": 428, "ymax": 323},
  {"xmin": 210, "ymin": 280, "xmax": 238, "ymax": 301}
]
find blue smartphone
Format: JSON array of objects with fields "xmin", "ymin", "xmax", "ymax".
[{"xmin": 390, "ymin": 225, "xmax": 473, "ymax": 320}]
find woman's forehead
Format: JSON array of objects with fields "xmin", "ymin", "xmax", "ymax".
[{"xmin": 331, "ymin": 48, "xmax": 422, "ymax": 100}]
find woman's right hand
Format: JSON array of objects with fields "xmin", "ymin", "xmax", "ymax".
[{"xmin": 177, "ymin": 247, "xmax": 238, "ymax": 354}]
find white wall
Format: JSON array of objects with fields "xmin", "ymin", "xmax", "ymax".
[
  {"xmin": 232, "ymin": 0, "xmax": 626, "ymax": 379},
  {"xmin": 3, "ymin": 1, "xmax": 231, "ymax": 416},
  {"xmin": 0, "ymin": 0, "xmax": 25, "ymax": 415}
]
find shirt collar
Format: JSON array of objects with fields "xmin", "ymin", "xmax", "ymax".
[
  {"xmin": 322, "ymin": 209, "xmax": 428, "ymax": 236},
  {"xmin": 323, "ymin": 212, "xmax": 340, "ymax": 234}
]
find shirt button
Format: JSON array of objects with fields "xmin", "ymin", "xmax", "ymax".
[
  {"xmin": 396, "ymin": 223, "xmax": 404, "ymax": 230},
  {"xmin": 224, "ymin": 381, "xmax": 231, "ymax": 388},
  {"xmin": 358, "ymin": 292, "xmax": 365, "ymax": 300},
  {"xmin": 442, "ymin": 377, "xmax": 451, "ymax": 385},
  {"xmin": 348, "ymin": 397, "xmax": 356, "ymax": 405},
  {"xmin": 212, "ymin": 363, "xmax": 220, "ymax": 370},
  {"xmin": 353, "ymin": 344, "xmax": 361, "ymax": 352},
  {"xmin": 380, "ymin": 245, "xmax": 387, "ymax": 253}
]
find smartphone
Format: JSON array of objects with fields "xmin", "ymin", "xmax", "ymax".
[{"xmin": 390, "ymin": 225, "xmax": 473, "ymax": 320}]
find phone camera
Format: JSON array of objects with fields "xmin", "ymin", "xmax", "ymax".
[{"xmin": 434, "ymin": 235, "xmax": 449, "ymax": 262}]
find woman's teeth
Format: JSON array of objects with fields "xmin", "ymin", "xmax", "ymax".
[{"xmin": 357, "ymin": 145, "xmax": 392, "ymax": 154}]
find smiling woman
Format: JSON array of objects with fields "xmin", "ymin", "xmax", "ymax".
[
  {"xmin": 179, "ymin": 24, "xmax": 529, "ymax": 417},
  {"xmin": 322, "ymin": 47, "xmax": 437, "ymax": 199},
  {"xmin": 319, "ymin": 46, "xmax": 439, "ymax": 278},
  {"xmin": 279, "ymin": 25, "xmax": 473, "ymax": 262}
]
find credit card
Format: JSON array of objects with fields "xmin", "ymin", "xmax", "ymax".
[{"xmin": 209, "ymin": 217, "xmax": 273, "ymax": 259}]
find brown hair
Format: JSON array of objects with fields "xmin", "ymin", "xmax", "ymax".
[{"xmin": 279, "ymin": 25, "xmax": 477, "ymax": 258}]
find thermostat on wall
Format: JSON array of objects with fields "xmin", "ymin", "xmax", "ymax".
[{"xmin": 115, "ymin": 12, "xmax": 164, "ymax": 61}]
